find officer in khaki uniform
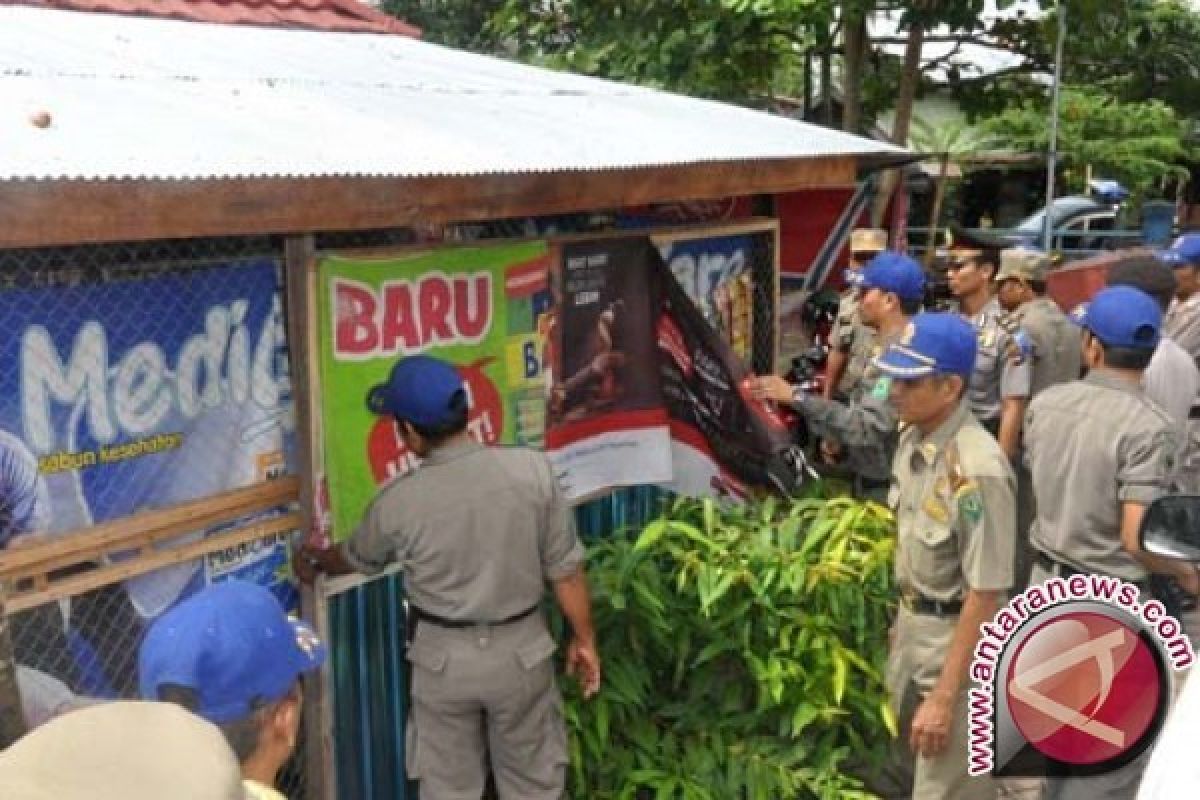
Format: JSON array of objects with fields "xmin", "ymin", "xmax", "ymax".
[
  {"xmin": 825, "ymin": 228, "xmax": 888, "ymax": 401},
  {"xmin": 751, "ymin": 252, "xmax": 925, "ymax": 499},
  {"xmin": 296, "ymin": 355, "xmax": 600, "ymax": 800},
  {"xmin": 875, "ymin": 312, "xmax": 1015, "ymax": 800},
  {"xmin": 1025, "ymin": 287, "xmax": 1197, "ymax": 800},
  {"xmin": 994, "ymin": 247, "xmax": 1081, "ymax": 590},
  {"xmin": 946, "ymin": 231, "xmax": 1033, "ymax": 462}
]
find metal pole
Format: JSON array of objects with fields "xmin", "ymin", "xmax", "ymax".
[{"xmin": 1042, "ymin": 1, "xmax": 1067, "ymax": 252}]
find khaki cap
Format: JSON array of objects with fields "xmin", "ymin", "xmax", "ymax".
[
  {"xmin": 850, "ymin": 228, "xmax": 887, "ymax": 253},
  {"xmin": 0, "ymin": 701, "xmax": 246, "ymax": 800},
  {"xmin": 996, "ymin": 247, "xmax": 1049, "ymax": 283}
]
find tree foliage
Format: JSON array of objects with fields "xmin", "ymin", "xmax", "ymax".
[
  {"xmin": 486, "ymin": 0, "xmax": 836, "ymax": 104},
  {"xmin": 983, "ymin": 88, "xmax": 1191, "ymax": 195}
]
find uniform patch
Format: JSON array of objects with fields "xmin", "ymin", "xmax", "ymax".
[
  {"xmin": 978, "ymin": 328, "xmax": 996, "ymax": 348},
  {"xmin": 955, "ymin": 482, "xmax": 984, "ymax": 527},
  {"xmin": 922, "ymin": 495, "xmax": 950, "ymax": 523},
  {"xmin": 871, "ymin": 376, "xmax": 892, "ymax": 399}
]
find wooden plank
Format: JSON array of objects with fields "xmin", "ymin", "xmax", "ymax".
[
  {"xmin": 0, "ymin": 158, "xmax": 857, "ymax": 248},
  {"xmin": 0, "ymin": 477, "xmax": 298, "ymax": 579},
  {"xmin": 285, "ymin": 233, "xmax": 337, "ymax": 800},
  {"xmin": 5, "ymin": 514, "xmax": 301, "ymax": 614}
]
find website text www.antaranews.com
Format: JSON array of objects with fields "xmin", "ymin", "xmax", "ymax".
[{"xmin": 966, "ymin": 574, "xmax": 1195, "ymax": 776}]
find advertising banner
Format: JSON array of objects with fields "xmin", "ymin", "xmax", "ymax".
[
  {"xmin": 318, "ymin": 242, "xmax": 552, "ymax": 540},
  {"xmin": 0, "ymin": 259, "xmax": 296, "ymax": 616},
  {"xmin": 543, "ymin": 238, "xmax": 674, "ymax": 500},
  {"xmin": 545, "ymin": 236, "xmax": 806, "ymax": 501},
  {"xmin": 654, "ymin": 232, "xmax": 755, "ymax": 363}
]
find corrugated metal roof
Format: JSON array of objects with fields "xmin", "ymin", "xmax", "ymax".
[
  {"xmin": 7, "ymin": 0, "xmax": 419, "ymax": 35},
  {"xmin": 0, "ymin": 7, "xmax": 908, "ymax": 182}
]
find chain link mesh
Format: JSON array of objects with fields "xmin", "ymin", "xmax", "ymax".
[
  {"xmin": 0, "ymin": 235, "xmax": 308, "ymax": 799},
  {"xmin": 2, "ymin": 202, "xmax": 777, "ymax": 799}
]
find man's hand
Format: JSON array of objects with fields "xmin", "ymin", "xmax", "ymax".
[
  {"xmin": 749, "ymin": 375, "xmax": 795, "ymax": 405},
  {"xmin": 909, "ymin": 689, "xmax": 953, "ymax": 758},
  {"xmin": 292, "ymin": 542, "xmax": 356, "ymax": 584},
  {"xmin": 1178, "ymin": 564, "xmax": 1200, "ymax": 598},
  {"xmin": 819, "ymin": 438, "xmax": 843, "ymax": 465},
  {"xmin": 566, "ymin": 635, "xmax": 601, "ymax": 699}
]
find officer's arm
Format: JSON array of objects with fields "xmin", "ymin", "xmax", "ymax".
[
  {"xmin": 552, "ymin": 569, "xmax": 594, "ymax": 644},
  {"xmin": 790, "ymin": 388, "xmax": 894, "ymax": 450},
  {"xmin": 1117, "ymin": 427, "xmax": 1198, "ymax": 588},
  {"xmin": 822, "ymin": 348, "xmax": 848, "ymax": 400},
  {"xmin": 996, "ymin": 396, "xmax": 1027, "ymax": 462},
  {"xmin": 997, "ymin": 334, "xmax": 1032, "ymax": 461},
  {"xmin": 939, "ymin": 471, "xmax": 1015, "ymax": 698}
]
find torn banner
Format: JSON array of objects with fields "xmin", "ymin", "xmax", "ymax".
[{"xmin": 544, "ymin": 236, "xmax": 810, "ymax": 501}]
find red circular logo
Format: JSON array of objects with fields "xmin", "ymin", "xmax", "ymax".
[{"xmin": 1006, "ymin": 611, "xmax": 1163, "ymax": 766}]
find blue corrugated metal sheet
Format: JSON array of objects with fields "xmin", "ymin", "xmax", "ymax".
[{"xmin": 327, "ymin": 486, "xmax": 665, "ymax": 798}]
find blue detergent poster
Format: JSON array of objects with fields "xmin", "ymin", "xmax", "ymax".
[{"xmin": 0, "ymin": 260, "xmax": 297, "ymax": 618}]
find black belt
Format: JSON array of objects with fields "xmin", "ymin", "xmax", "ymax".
[
  {"xmin": 900, "ymin": 589, "xmax": 962, "ymax": 617},
  {"xmin": 410, "ymin": 602, "xmax": 540, "ymax": 630},
  {"xmin": 1034, "ymin": 551, "xmax": 1150, "ymax": 591},
  {"xmin": 857, "ymin": 476, "xmax": 891, "ymax": 491},
  {"xmin": 1035, "ymin": 550, "xmax": 1084, "ymax": 578}
]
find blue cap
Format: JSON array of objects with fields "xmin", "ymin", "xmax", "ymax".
[
  {"xmin": 366, "ymin": 355, "xmax": 466, "ymax": 426},
  {"xmin": 1168, "ymin": 233, "xmax": 1200, "ymax": 266},
  {"xmin": 874, "ymin": 312, "xmax": 977, "ymax": 379},
  {"xmin": 1069, "ymin": 286, "xmax": 1161, "ymax": 351},
  {"xmin": 853, "ymin": 252, "xmax": 926, "ymax": 302},
  {"xmin": 139, "ymin": 581, "xmax": 326, "ymax": 723}
]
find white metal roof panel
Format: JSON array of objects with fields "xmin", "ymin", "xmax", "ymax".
[{"xmin": 0, "ymin": 7, "xmax": 907, "ymax": 181}]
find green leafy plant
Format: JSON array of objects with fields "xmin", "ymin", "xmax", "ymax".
[{"xmin": 560, "ymin": 489, "xmax": 897, "ymax": 799}]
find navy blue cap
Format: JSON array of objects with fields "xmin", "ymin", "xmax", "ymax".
[
  {"xmin": 852, "ymin": 252, "xmax": 927, "ymax": 302},
  {"xmin": 1168, "ymin": 233, "xmax": 1200, "ymax": 266},
  {"xmin": 138, "ymin": 581, "xmax": 326, "ymax": 723},
  {"xmin": 1069, "ymin": 286, "xmax": 1161, "ymax": 351},
  {"xmin": 367, "ymin": 355, "xmax": 466, "ymax": 426},
  {"xmin": 874, "ymin": 312, "xmax": 977, "ymax": 379}
]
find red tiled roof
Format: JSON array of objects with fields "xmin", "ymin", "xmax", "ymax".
[{"xmin": 4, "ymin": 0, "xmax": 420, "ymax": 35}]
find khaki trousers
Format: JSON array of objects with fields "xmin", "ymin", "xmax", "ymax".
[
  {"xmin": 406, "ymin": 613, "xmax": 568, "ymax": 800},
  {"xmin": 886, "ymin": 605, "xmax": 996, "ymax": 800}
]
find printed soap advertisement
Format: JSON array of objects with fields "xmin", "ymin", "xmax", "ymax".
[
  {"xmin": 318, "ymin": 242, "xmax": 552, "ymax": 541},
  {"xmin": 0, "ymin": 259, "xmax": 296, "ymax": 698}
]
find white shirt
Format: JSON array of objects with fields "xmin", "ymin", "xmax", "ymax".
[
  {"xmin": 1137, "ymin": 672, "xmax": 1200, "ymax": 800},
  {"xmin": 1144, "ymin": 336, "xmax": 1199, "ymax": 435}
]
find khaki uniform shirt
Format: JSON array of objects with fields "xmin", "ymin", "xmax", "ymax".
[
  {"xmin": 832, "ymin": 289, "xmax": 879, "ymax": 398},
  {"xmin": 793, "ymin": 328, "xmax": 903, "ymax": 482},
  {"xmin": 889, "ymin": 401, "xmax": 1016, "ymax": 603},
  {"xmin": 345, "ymin": 441, "xmax": 585, "ymax": 620},
  {"xmin": 1025, "ymin": 372, "xmax": 1177, "ymax": 581},
  {"xmin": 1166, "ymin": 294, "xmax": 1200, "ymax": 365},
  {"xmin": 244, "ymin": 781, "xmax": 288, "ymax": 800},
  {"xmin": 965, "ymin": 298, "xmax": 1032, "ymax": 424},
  {"xmin": 1015, "ymin": 296, "xmax": 1081, "ymax": 397}
]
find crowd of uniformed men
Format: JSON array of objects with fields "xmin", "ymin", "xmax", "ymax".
[{"xmin": 752, "ymin": 229, "xmax": 1200, "ymax": 800}]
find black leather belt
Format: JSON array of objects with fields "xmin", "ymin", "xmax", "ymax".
[
  {"xmin": 1034, "ymin": 551, "xmax": 1150, "ymax": 592},
  {"xmin": 901, "ymin": 589, "xmax": 962, "ymax": 617},
  {"xmin": 1035, "ymin": 550, "xmax": 1084, "ymax": 578},
  {"xmin": 410, "ymin": 602, "xmax": 540, "ymax": 630},
  {"xmin": 857, "ymin": 476, "xmax": 891, "ymax": 491}
]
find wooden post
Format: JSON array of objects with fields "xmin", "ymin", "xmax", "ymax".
[
  {"xmin": 0, "ymin": 578, "xmax": 28, "ymax": 748},
  {"xmin": 284, "ymin": 234, "xmax": 335, "ymax": 800}
]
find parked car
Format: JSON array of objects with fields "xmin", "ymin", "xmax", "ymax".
[{"xmin": 1006, "ymin": 195, "xmax": 1121, "ymax": 253}]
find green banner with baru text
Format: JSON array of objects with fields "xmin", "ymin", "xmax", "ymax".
[{"xmin": 318, "ymin": 242, "xmax": 552, "ymax": 541}]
